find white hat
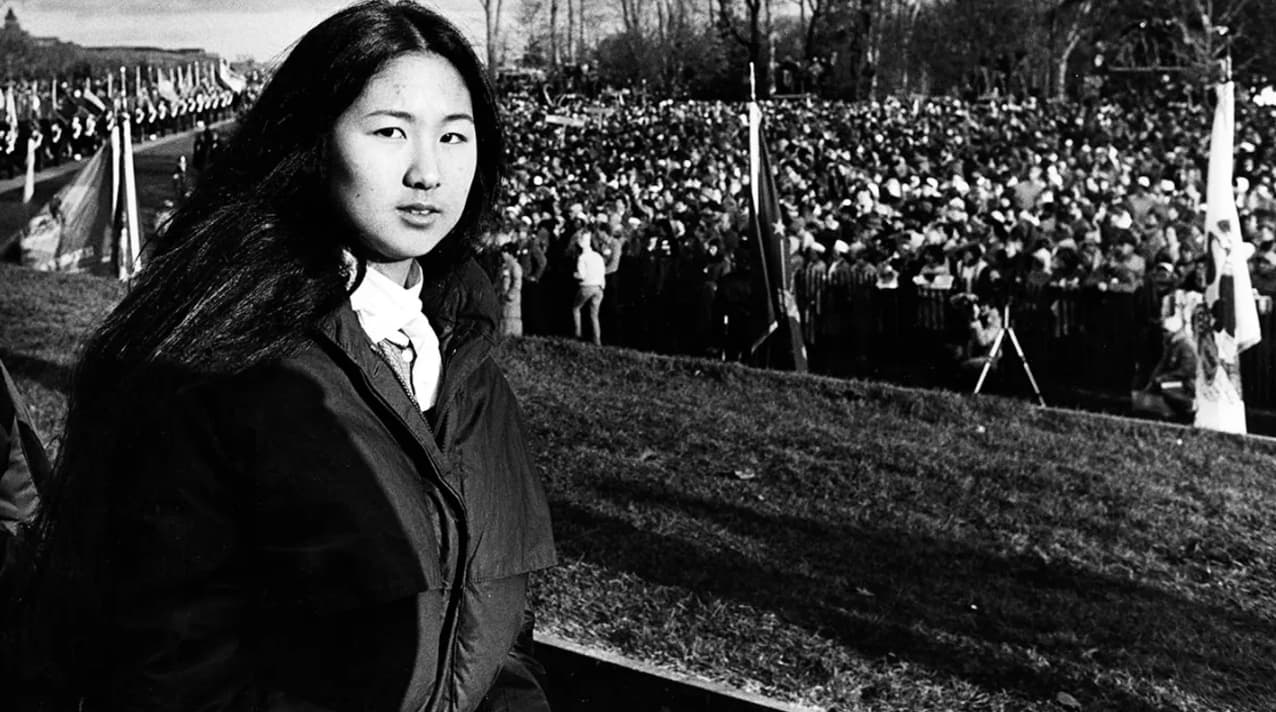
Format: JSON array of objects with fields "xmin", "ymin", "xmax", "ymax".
[
  {"xmin": 833, "ymin": 239, "xmax": 850, "ymax": 255},
  {"xmin": 884, "ymin": 178, "xmax": 902, "ymax": 199}
]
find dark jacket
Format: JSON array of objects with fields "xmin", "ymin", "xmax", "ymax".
[
  {"xmin": 99, "ymin": 258, "xmax": 556, "ymax": 711},
  {"xmin": 1, "ymin": 357, "xmax": 50, "ymax": 614}
]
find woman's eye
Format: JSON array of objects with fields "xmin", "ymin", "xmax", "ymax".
[
  {"xmin": 374, "ymin": 127, "xmax": 406, "ymax": 139},
  {"xmin": 441, "ymin": 132, "xmax": 470, "ymax": 144}
]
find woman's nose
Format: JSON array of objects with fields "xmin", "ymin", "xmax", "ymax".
[{"xmin": 404, "ymin": 143, "xmax": 442, "ymax": 190}]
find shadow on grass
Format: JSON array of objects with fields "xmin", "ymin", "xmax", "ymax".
[
  {"xmin": 552, "ymin": 478, "xmax": 1276, "ymax": 711},
  {"xmin": 0, "ymin": 348, "xmax": 74, "ymax": 394}
]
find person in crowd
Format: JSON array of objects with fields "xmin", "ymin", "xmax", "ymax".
[
  {"xmin": 191, "ymin": 120, "xmax": 214, "ymax": 173},
  {"xmin": 498, "ymin": 240, "xmax": 524, "ymax": 337},
  {"xmin": 1135, "ymin": 313, "xmax": 1197, "ymax": 423},
  {"xmin": 960, "ymin": 299, "xmax": 1004, "ymax": 375},
  {"xmin": 171, "ymin": 155, "xmax": 190, "ymax": 201},
  {"xmin": 13, "ymin": 3, "xmax": 556, "ymax": 709},
  {"xmin": 572, "ymin": 228, "xmax": 606, "ymax": 345},
  {"xmin": 1104, "ymin": 231, "xmax": 1146, "ymax": 291},
  {"xmin": 516, "ymin": 221, "xmax": 548, "ymax": 333}
]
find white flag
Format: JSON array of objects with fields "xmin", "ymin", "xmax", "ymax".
[{"xmin": 1195, "ymin": 81, "xmax": 1262, "ymax": 434}]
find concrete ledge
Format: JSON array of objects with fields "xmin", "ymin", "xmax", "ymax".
[{"xmin": 535, "ymin": 631, "xmax": 823, "ymax": 712}]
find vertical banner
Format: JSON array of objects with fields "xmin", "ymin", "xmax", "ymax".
[
  {"xmin": 22, "ymin": 128, "xmax": 36, "ymax": 204},
  {"xmin": 116, "ymin": 114, "xmax": 142, "ymax": 281},
  {"xmin": 1195, "ymin": 81, "xmax": 1262, "ymax": 434},
  {"xmin": 747, "ymin": 97, "xmax": 807, "ymax": 372}
]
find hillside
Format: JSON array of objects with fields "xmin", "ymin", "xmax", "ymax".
[{"xmin": 2, "ymin": 262, "xmax": 1275, "ymax": 711}]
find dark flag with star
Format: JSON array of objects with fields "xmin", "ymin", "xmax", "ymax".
[{"xmin": 747, "ymin": 99, "xmax": 807, "ymax": 371}]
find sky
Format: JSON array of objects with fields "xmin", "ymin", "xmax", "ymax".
[{"xmin": 5, "ymin": 0, "xmax": 487, "ymax": 63}]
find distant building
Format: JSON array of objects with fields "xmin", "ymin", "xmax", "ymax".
[
  {"xmin": 1, "ymin": 6, "xmax": 217, "ymax": 75},
  {"xmin": 3, "ymin": 7, "xmax": 70, "ymax": 48}
]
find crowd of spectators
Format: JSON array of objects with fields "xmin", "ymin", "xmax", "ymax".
[{"xmin": 477, "ymin": 84, "xmax": 1276, "ymax": 390}]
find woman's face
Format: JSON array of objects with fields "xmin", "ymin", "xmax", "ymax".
[{"xmin": 329, "ymin": 51, "xmax": 477, "ymax": 271}]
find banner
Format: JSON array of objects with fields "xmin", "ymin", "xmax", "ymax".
[
  {"xmin": 544, "ymin": 114, "xmax": 586, "ymax": 128},
  {"xmin": 157, "ymin": 67, "xmax": 180, "ymax": 105},
  {"xmin": 1195, "ymin": 81, "xmax": 1262, "ymax": 434},
  {"xmin": 216, "ymin": 58, "xmax": 247, "ymax": 94},
  {"xmin": 747, "ymin": 99, "xmax": 807, "ymax": 371},
  {"xmin": 18, "ymin": 141, "xmax": 115, "ymax": 274},
  {"xmin": 117, "ymin": 115, "xmax": 142, "ymax": 280}
]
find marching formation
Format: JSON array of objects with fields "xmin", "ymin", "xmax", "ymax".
[{"xmin": 1, "ymin": 62, "xmax": 248, "ymax": 179}]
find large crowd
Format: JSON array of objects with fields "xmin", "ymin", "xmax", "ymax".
[{"xmin": 474, "ymin": 84, "xmax": 1276, "ymax": 388}]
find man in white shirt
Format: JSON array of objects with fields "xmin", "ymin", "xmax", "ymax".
[{"xmin": 572, "ymin": 230, "xmax": 607, "ymax": 346}]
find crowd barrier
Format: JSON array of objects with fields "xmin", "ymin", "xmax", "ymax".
[{"xmin": 802, "ymin": 283, "xmax": 1276, "ymax": 408}]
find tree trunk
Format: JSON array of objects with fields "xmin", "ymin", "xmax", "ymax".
[
  {"xmin": 765, "ymin": 0, "xmax": 775, "ymax": 96},
  {"xmin": 485, "ymin": 0, "xmax": 504, "ymax": 72},
  {"xmin": 550, "ymin": 0, "xmax": 559, "ymax": 67},
  {"xmin": 567, "ymin": 0, "xmax": 575, "ymax": 64},
  {"xmin": 578, "ymin": 0, "xmax": 586, "ymax": 64}
]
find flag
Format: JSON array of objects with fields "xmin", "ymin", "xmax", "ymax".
[
  {"xmin": 216, "ymin": 58, "xmax": 247, "ymax": 94},
  {"xmin": 4, "ymin": 86, "xmax": 16, "ymax": 129},
  {"xmin": 747, "ymin": 99, "xmax": 807, "ymax": 372},
  {"xmin": 16, "ymin": 141, "xmax": 115, "ymax": 273},
  {"xmin": 22, "ymin": 126, "xmax": 39, "ymax": 204},
  {"xmin": 1195, "ymin": 80, "xmax": 1261, "ymax": 434},
  {"xmin": 156, "ymin": 67, "xmax": 180, "ymax": 105},
  {"xmin": 81, "ymin": 79, "xmax": 106, "ymax": 114}
]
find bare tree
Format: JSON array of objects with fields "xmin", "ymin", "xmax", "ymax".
[
  {"xmin": 793, "ymin": 0, "xmax": 830, "ymax": 62},
  {"xmin": 716, "ymin": 0, "xmax": 772, "ymax": 97},
  {"xmin": 478, "ymin": 0, "xmax": 506, "ymax": 71},
  {"xmin": 619, "ymin": 0, "xmax": 645, "ymax": 34},
  {"xmin": 550, "ymin": 0, "xmax": 560, "ymax": 66},
  {"xmin": 1168, "ymin": 0, "xmax": 1253, "ymax": 74},
  {"xmin": 567, "ymin": 0, "xmax": 576, "ymax": 63},
  {"xmin": 1046, "ymin": 0, "xmax": 1095, "ymax": 99}
]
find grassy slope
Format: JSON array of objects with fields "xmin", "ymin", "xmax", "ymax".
[{"xmin": 2, "ymin": 262, "xmax": 1275, "ymax": 712}]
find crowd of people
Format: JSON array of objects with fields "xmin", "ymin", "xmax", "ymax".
[{"xmin": 472, "ymin": 84, "xmax": 1276, "ymax": 394}]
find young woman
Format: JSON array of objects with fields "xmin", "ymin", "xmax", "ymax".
[{"xmin": 17, "ymin": 2, "xmax": 556, "ymax": 710}]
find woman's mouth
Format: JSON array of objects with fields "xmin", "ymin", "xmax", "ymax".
[{"xmin": 398, "ymin": 203, "xmax": 441, "ymax": 226}]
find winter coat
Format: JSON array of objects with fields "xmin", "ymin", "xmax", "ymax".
[{"xmin": 98, "ymin": 258, "xmax": 556, "ymax": 711}]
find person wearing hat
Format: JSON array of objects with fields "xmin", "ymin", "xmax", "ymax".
[
  {"xmin": 1103, "ymin": 229, "xmax": 1145, "ymax": 292},
  {"xmin": 820, "ymin": 240, "xmax": 855, "ymax": 375}
]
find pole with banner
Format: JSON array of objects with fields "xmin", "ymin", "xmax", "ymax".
[
  {"xmin": 1194, "ymin": 58, "xmax": 1261, "ymax": 433},
  {"xmin": 120, "ymin": 98, "xmax": 141, "ymax": 281},
  {"xmin": 746, "ymin": 63, "xmax": 807, "ymax": 372}
]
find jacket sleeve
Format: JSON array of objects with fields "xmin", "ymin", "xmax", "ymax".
[{"xmin": 105, "ymin": 389, "xmax": 257, "ymax": 711}]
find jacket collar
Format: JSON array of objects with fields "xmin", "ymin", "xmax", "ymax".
[{"xmin": 315, "ymin": 256, "xmax": 499, "ymax": 396}]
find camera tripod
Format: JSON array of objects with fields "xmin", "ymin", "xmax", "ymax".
[{"xmin": 972, "ymin": 303, "xmax": 1046, "ymax": 406}]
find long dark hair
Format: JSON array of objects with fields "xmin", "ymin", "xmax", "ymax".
[{"xmin": 12, "ymin": 0, "xmax": 505, "ymax": 689}]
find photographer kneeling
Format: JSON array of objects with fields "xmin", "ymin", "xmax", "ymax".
[
  {"xmin": 1133, "ymin": 313, "xmax": 1197, "ymax": 423},
  {"xmin": 947, "ymin": 293, "xmax": 1003, "ymax": 381}
]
